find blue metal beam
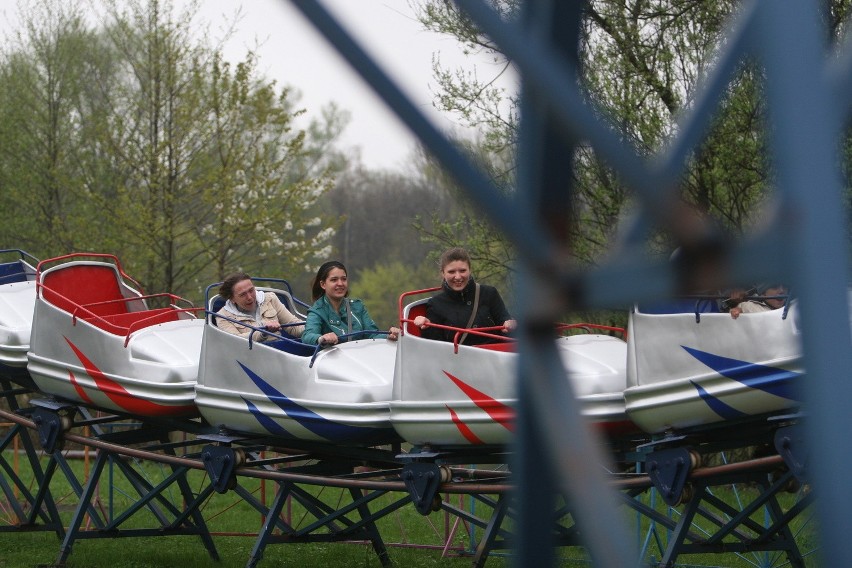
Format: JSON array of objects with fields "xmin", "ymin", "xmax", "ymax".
[
  {"xmin": 289, "ymin": 0, "xmax": 852, "ymax": 564},
  {"xmin": 757, "ymin": 3, "xmax": 852, "ymax": 563}
]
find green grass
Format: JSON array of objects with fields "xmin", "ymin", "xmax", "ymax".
[
  {"xmin": 0, "ymin": 533, "xmax": 499, "ymax": 568},
  {"xmin": 0, "ymin": 453, "xmax": 513, "ymax": 567},
  {"xmin": 0, "ymin": 448, "xmax": 819, "ymax": 568}
]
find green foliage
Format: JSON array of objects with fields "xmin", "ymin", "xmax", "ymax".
[
  {"xmin": 413, "ymin": 0, "xmax": 852, "ymax": 269},
  {"xmin": 411, "ymin": 141, "xmax": 517, "ymax": 294},
  {"xmin": 412, "ymin": 2, "xmax": 519, "ymax": 287},
  {"xmin": 189, "ymin": 52, "xmax": 336, "ymax": 285},
  {"xmin": 316, "ymin": 163, "xmax": 462, "ymax": 310},
  {"xmin": 418, "ymin": 0, "xmax": 520, "ymax": 159},
  {"xmin": 327, "ymin": 152, "xmax": 520, "ymax": 324},
  {"xmin": 322, "ymin": 165, "xmax": 453, "ymax": 278},
  {"xmin": 0, "ymin": 2, "xmax": 111, "ymax": 257},
  {"xmin": 350, "ymin": 260, "xmax": 438, "ymax": 328},
  {"xmin": 0, "ymin": 0, "xmax": 345, "ymax": 301},
  {"xmin": 581, "ymin": 0, "xmax": 772, "ymax": 253}
]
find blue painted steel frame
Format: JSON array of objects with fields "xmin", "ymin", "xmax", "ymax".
[{"xmin": 289, "ymin": 0, "xmax": 851, "ymax": 564}]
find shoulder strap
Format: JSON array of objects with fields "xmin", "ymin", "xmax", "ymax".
[
  {"xmin": 345, "ymin": 300, "xmax": 352, "ymax": 335},
  {"xmin": 459, "ymin": 283, "xmax": 481, "ymax": 345}
]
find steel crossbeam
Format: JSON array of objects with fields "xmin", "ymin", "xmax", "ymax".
[
  {"xmin": 3, "ymin": 397, "xmax": 818, "ymax": 566},
  {"xmin": 0, "ymin": 380, "xmax": 65, "ymax": 536},
  {"xmin": 0, "ymin": 398, "xmax": 221, "ymax": 565},
  {"xmin": 625, "ymin": 468, "xmax": 811, "ymax": 567},
  {"xmin": 244, "ymin": 483, "xmax": 401, "ymax": 568},
  {"xmin": 55, "ymin": 442, "xmax": 219, "ymax": 564}
]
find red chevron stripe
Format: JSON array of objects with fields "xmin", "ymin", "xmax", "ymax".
[
  {"xmin": 444, "ymin": 371, "xmax": 514, "ymax": 431},
  {"xmin": 446, "ymin": 404, "xmax": 484, "ymax": 444},
  {"xmin": 64, "ymin": 337, "xmax": 194, "ymax": 416},
  {"xmin": 68, "ymin": 370, "xmax": 94, "ymax": 404}
]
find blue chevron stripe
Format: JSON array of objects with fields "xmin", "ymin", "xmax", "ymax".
[
  {"xmin": 237, "ymin": 361, "xmax": 376, "ymax": 442},
  {"xmin": 682, "ymin": 346, "xmax": 799, "ymax": 400},
  {"xmin": 689, "ymin": 380, "xmax": 748, "ymax": 420},
  {"xmin": 243, "ymin": 397, "xmax": 295, "ymax": 438}
]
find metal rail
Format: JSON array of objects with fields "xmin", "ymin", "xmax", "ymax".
[{"xmin": 2, "ymin": 392, "xmax": 813, "ymax": 567}]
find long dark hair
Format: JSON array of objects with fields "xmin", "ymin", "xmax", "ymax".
[
  {"xmin": 219, "ymin": 271, "xmax": 251, "ymax": 300},
  {"xmin": 311, "ymin": 261, "xmax": 347, "ymax": 302}
]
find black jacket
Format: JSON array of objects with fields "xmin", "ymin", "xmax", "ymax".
[{"xmin": 423, "ymin": 278, "xmax": 512, "ymax": 345}]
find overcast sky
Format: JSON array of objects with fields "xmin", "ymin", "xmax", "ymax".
[
  {"xmin": 0, "ymin": 0, "xmax": 514, "ymax": 171},
  {"xmin": 196, "ymin": 0, "xmax": 514, "ymax": 170}
]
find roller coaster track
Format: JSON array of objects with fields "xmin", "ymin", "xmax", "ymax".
[
  {"xmin": 1, "ymin": 379, "xmax": 815, "ymax": 567},
  {"xmin": 0, "ymin": 0, "xmax": 844, "ymax": 564},
  {"xmin": 0, "ymin": 0, "xmax": 847, "ymax": 564}
]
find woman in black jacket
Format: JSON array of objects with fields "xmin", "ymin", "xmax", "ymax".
[{"xmin": 412, "ymin": 247, "xmax": 516, "ymax": 345}]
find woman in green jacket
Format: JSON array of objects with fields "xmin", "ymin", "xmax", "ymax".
[{"xmin": 302, "ymin": 260, "xmax": 400, "ymax": 345}]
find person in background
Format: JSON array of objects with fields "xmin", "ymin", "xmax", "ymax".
[
  {"xmin": 302, "ymin": 260, "xmax": 400, "ymax": 346},
  {"xmin": 729, "ymin": 284, "xmax": 788, "ymax": 319},
  {"xmin": 413, "ymin": 247, "xmax": 516, "ymax": 345},
  {"xmin": 216, "ymin": 271, "xmax": 304, "ymax": 341}
]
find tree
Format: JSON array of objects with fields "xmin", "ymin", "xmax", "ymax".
[
  {"xmin": 580, "ymin": 0, "xmax": 769, "ymax": 253},
  {"xmin": 0, "ymin": 0, "xmax": 345, "ymax": 300},
  {"xmin": 411, "ymin": 140, "xmax": 518, "ymax": 287},
  {"xmin": 190, "ymin": 52, "xmax": 338, "ymax": 282},
  {"xmin": 350, "ymin": 261, "xmax": 438, "ymax": 328},
  {"xmin": 0, "ymin": 1, "xmax": 113, "ymax": 257},
  {"xmin": 411, "ymin": 0, "xmax": 520, "ymax": 290},
  {"xmin": 90, "ymin": 0, "xmax": 342, "ymax": 296},
  {"xmin": 323, "ymin": 162, "xmax": 454, "ymax": 279},
  {"xmin": 412, "ymin": 0, "xmax": 852, "ymax": 273}
]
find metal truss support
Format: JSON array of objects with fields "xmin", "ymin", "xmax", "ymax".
[
  {"xmin": 623, "ymin": 463, "xmax": 811, "ymax": 567},
  {"xmin": 646, "ymin": 448, "xmax": 698, "ymax": 507},
  {"xmin": 457, "ymin": 493, "xmax": 511, "ymax": 568},
  {"xmin": 774, "ymin": 424, "xmax": 807, "ymax": 484},
  {"xmin": 0, "ymin": 380, "xmax": 64, "ymax": 536},
  {"xmin": 201, "ymin": 444, "xmax": 245, "ymax": 493},
  {"xmin": 51, "ymin": 415, "xmax": 219, "ymax": 565},
  {"xmin": 244, "ymin": 479, "xmax": 406, "ymax": 568}
]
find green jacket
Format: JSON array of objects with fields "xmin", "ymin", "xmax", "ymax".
[{"xmin": 302, "ymin": 295, "xmax": 381, "ymax": 345}]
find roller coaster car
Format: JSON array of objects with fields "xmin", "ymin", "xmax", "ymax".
[
  {"xmin": 195, "ymin": 278, "xmax": 400, "ymax": 445},
  {"xmin": 26, "ymin": 253, "xmax": 204, "ymax": 417},
  {"xmin": 0, "ymin": 250, "xmax": 38, "ymax": 384},
  {"xmin": 624, "ymin": 298, "xmax": 802, "ymax": 435},
  {"xmin": 390, "ymin": 290, "xmax": 635, "ymax": 449}
]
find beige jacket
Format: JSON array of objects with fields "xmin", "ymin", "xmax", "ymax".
[
  {"xmin": 738, "ymin": 300, "xmax": 772, "ymax": 314},
  {"xmin": 217, "ymin": 292, "xmax": 305, "ymax": 341}
]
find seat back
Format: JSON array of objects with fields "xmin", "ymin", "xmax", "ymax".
[
  {"xmin": 41, "ymin": 263, "xmax": 130, "ymax": 316},
  {"xmin": 276, "ymin": 289, "xmax": 307, "ymax": 318},
  {"xmin": 0, "ymin": 260, "xmax": 34, "ymax": 285},
  {"xmin": 266, "ymin": 338, "xmax": 316, "ymax": 357},
  {"xmin": 208, "ymin": 295, "xmax": 226, "ymax": 327},
  {"xmin": 81, "ymin": 307, "xmax": 180, "ymax": 336},
  {"xmin": 404, "ymin": 301, "xmax": 429, "ymax": 337},
  {"xmin": 208, "ymin": 289, "xmax": 301, "ymax": 326},
  {"xmin": 638, "ymin": 298, "xmax": 719, "ymax": 314}
]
